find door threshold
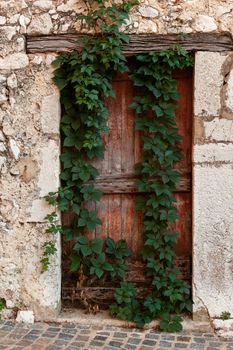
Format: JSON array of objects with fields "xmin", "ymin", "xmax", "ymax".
[{"xmin": 52, "ymin": 308, "xmax": 212, "ymax": 332}]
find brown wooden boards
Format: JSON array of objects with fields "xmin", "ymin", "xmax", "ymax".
[{"xmin": 62, "ymin": 67, "xmax": 193, "ymax": 304}]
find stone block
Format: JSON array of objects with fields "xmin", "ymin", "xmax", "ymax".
[
  {"xmin": 213, "ymin": 319, "xmax": 233, "ymax": 337},
  {"xmin": 194, "ymin": 117, "xmax": 205, "ymax": 144},
  {"xmin": 57, "ymin": 0, "xmax": 84, "ymax": 13},
  {"xmin": 194, "ymin": 15, "xmax": 217, "ymax": 32},
  {"xmin": 37, "ymin": 139, "xmax": 60, "ymax": 197},
  {"xmin": 0, "ymin": 141, "xmax": 6, "ymax": 152},
  {"xmin": 0, "ymin": 156, "xmax": 6, "ymax": 168},
  {"xmin": 17, "ymin": 157, "xmax": 38, "ymax": 183},
  {"xmin": 138, "ymin": 5, "xmax": 159, "ymax": 18},
  {"xmin": 204, "ymin": 118, "xmax": 233, "ymax": 142},
  {"xmin": 0, "ymin": 93, "xmax": 7, "ymax": 105},
  {"xmin": 7, "ymin": 73, "xmax": 17, "ymax": 89},
  {"xmin": 193, "ymin": 164, "xmax": 233, "ymax": 318},
  {"xmin": 33, "ymin": 0, "xmax": 53, "ymax": 10},
  {"xmin": 0, "ymin": 16, "xmax": 6, "ymax": 25},
  {"xmin": 9, "ymin": 139, "xmax": 20, "ymax": 160},
  {"xmin": 194, "ymin": 52, "xmax": 227, "ymax": 117},
  {"xmin": 27, "ymin": 13, "xmax": 53, "ymax": 35},
  {"xmin": 16, "ymin": 310, "xmax": 35, "ymax": 324},
  {"xmin": 194, "ymin": 142, "xmax": 233, "ymax": 163},
  {"xmin": 138, "ymin": 19, "xmax": 157, "ymax": 33},
  {"xmin": 0, "ymin": 75, "xmax": 6, "ymax": 84},
  {"xmin": 27, "ymin": 198, "xmax": 55, "ymax": 222},
  {"xmin": 0, "ymin": 131, "xmax": 5, "ymax": 141},
  {"xmin": 41, "ymin": 93, "xmax": 60, "ymax": 134},
  {"xmin": 0, "ymin": 53, "xmax": 29, "ymax": 70}
]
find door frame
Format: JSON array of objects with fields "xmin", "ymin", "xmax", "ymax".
[{"xmin": 26, "ymin": 34, "xmax": 233, "ymax": 320}]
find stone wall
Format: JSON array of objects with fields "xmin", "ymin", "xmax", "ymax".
[
  {"xmin": 0, "ymin": 51, "xmax": 61, "ymax": 318},
  {"xmin": 0, "ymin": 0, "xmax": 232, "ymax": 320},
  {"xmin": 193, "ymin": 51, "xmax": 233, "ymax": 320},
  {"xmin": 1, "ymin": 0, "xmax": 233, "ymax": 36}
]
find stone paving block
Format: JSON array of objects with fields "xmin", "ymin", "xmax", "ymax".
[
  {"xmin": 194, "ymin": 337, "xmax": 206, "ymax": 343},
  {"xmin": 95, "ymin": 335, "xmax": 108, "ymax": 341},
  {"xmin": 90, "ymin": 340, "xmax": 106, "ymax": 347},
  {"xmin": 132, "ymin": 333, "xmax": 142, "ymax": 338},
  {"xmin": 35, "ymin": 337, "xmax": 54, "ymax": 345},
  {"xmin": 190, "ymin": 343, "xmax": 205, "ymax": 349},
  {"xmin": 113, "ymin": 332, "xmax": 128, "ymax": 338},
  {"xmin": 59, "ymin": 332, "xmax": 75, "ymax": 340},
  {"xmin": 145, "ymin": 333, "xmax": 159, "ymax": 339},
  {"xmin": 142, "ymin": 339, "xmax": 157, "ymax": 346},
  {"xmin": 75, "ymin": 335, "xmax": 89, "ymax": 341},
  {"xmin": 109, "ymin": 340, "xmax": 124, "ymax": 347},
  {"xmin": 23, "ymin": 333, "xmax": 39, "ymax": 340},
  {"xmin": 161, "ymin": 335, "xmax": 176, "ymax": 341},
  {"xmin": 177, "ymin": 336, "xmax": 191, "ymax": 342},
  {"xmin": 45, "ymin": 346, "xmax": 62, "ymax": 350},
  {"xmin": 159, "ymin": 340, "xmax": 173, "ymax": 348},
  {"xmin": 80, "ymin": 329, "xmax": 91, "ymax": 334},
  {"xmin": 42, "ymin": 331, "xmax": 58, "ymax": 338},
  {"xmin": 127, "ymin": 337, "xmax": 141, "ymax": 344},
  {"xmin": 47, "ymin": 327, "xmax": 62, "ymax": 333},
  {"xmin": 71, "ymin": 341, "xmax": 86, "ymax": 347},
  {"xmin": 209, "ymin": 341, "xmax": 223, "ymax": 346},
  {"xmin": 28, "ymin": 329, "xmax": 41, "ymax": 334},
  {"xmin": 124, "ymin": 344, "xmax": 137, "ymax": 350},
  {"xmin": 97, "ymin": 332, "xmax": 110, "ymax": 336},
  {"xmin": 175, "ymin": 343, "xmax": 189, "ymax": 348}
]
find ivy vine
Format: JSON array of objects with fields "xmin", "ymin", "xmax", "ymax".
[
  {"xmin": 110, "ymin": 49, "xmax": 193, "ymax": 330},
  {"xmin": 42, "ymin": 0, "xmax": 194, "ymax": 331}
]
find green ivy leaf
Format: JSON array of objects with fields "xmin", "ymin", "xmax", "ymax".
[{"xmin": 70, "ymin": 254, "xmax": 81, "ymax": 272}]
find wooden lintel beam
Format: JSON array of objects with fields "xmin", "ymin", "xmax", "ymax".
[{"xmin": 26, "ymin": 32, "xmax": 233, "ymax": 54}]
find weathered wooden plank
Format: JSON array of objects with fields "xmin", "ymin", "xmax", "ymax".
[
  {"xmin": 175, "ymin": 70, "xmax": 193, "ymax": 172},
  {"xmin": 108, "ymin": 194, "xmax": 122, "ymax": 242},
  {"xmin": 86, "ymin": 173, "xmax": 191, "ymax": 193},
  {"xmin": 174, "ymin": 193, "xmax": 192, "ymax": 256},
  {"xmin": 121, "ymin": 80, "xmax": 135, "ymax": 174},
  {"xmin": 62, "ymin": 286, "xmax": 151, "ymax": 306},
  {"xmin": 95, "ymin": 195, "xmax": 109, "ymax": 239},
  {"xmin": 107, "ymin": 81, "xmax": 122, "ymax": 175},
  {"xmin": 27, "ymin": 33, "xmax": 233, "ymax": 54},
  {"xmin": 121, "ymin": 194, "xmax": 143, "ymax": 256},
  {"xmin": 84, "ymin": 200, "xmax": 96, "ymax": 240},
  {"xmin": 62, "ymin": 255, "xmax": 191, "ymax": 305}
]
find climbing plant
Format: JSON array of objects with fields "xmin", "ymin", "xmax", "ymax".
[
  {"xmin": 42, "ymin": 0, "xmax": 193, "ymax": 331},
  {"xmin": 0, "ymin": 298, "xmax": 6, "ymax": 319},
  {"xmin": 110, "ymin": 48, "xmax": 193, "ymax": 330}
]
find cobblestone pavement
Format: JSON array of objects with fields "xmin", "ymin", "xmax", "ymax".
[{"xmin": 0, "ymin": 320, "xmax": 232, "ymax": 350}]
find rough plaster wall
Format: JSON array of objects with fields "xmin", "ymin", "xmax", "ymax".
[
  {"xmin": 193, "ymin": 52, "xmax": 233, "ymax": 320},
  {"xmin": 0, "ymin": 0, "xmax": 233, "ymax": 320}
]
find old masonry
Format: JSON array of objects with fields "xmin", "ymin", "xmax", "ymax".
[{"xmin": 0, "ymin": 0, "xmax": 233, "ymax": 330}]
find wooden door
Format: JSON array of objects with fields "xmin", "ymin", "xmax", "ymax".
[{"xmin": 62, "ymin": 67, "xmax": 193, "ymax": 293}]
